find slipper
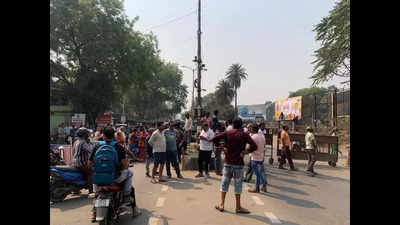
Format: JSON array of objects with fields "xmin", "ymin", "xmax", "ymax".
[
  {"xmin": 235, "ymin": 208, "xmax": 250, "ymax": 214},
  {"xmin": 215, "ymin": 205, "xmax": 224, "ymax": 212}
]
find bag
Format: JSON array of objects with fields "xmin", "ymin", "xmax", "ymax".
[{"xmin": 92, "ymin": 141, "xmax": 119, "ymax": 185}]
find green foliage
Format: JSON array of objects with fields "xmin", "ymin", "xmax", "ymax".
[
  {"xmin": 311, "ymin": 0, "xmax": 350, "ymax": 85},
  {"xmin": 50, "ymin": 0, "xmax": 187, "ymax": 125},
  {"xmin": 225, "ymin": 63, "xmax": 248, "ymax": 115},
  {"xmin": 202, "ymin": 93, "xmax": 235, "ymax": 121},
  {"xmin": 215, "ymin": 79, "xmax": 234, "ymax": 105}
]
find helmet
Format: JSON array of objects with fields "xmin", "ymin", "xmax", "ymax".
[{"xmin": 77, "ymin": 128, "xmax": 90, "ymax": 138}]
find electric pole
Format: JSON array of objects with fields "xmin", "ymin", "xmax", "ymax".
[{"xmin": 196, "ymin": 0, "xmax": 202, "ymax": 120}]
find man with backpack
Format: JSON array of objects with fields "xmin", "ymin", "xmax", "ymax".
[{"xmin": 88, "ymin": 126, "xmax": 137, "ymax": 220}]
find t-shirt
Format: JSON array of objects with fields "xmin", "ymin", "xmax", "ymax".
[
  {"xmin": 89, "ymin": 141, "xmax": 127, "ymax": 176},
  {"xmin": 305, "ymin": 132, "xmax": 315, "ymax": 149},
  {"xmin": 280, "ymin": 130, "xmax": 291, "ymax": 147},
  {"xmin": 164, "ymin": 129, "xmax": 179, "ymax": 152},
  {"xmin": 250, "ymin": 133, "xmax": 266, "ymax": 162},
  {"xmin": 200, "ymin": 129, "xmax": 215, "ymax": 151},
  {"xmin": 211, "ymin": 129, "xmax": 257, "ymax": 166},
  {"xmin": 148, "ymin": 129, "xmax": 167, "ymax": 153}
]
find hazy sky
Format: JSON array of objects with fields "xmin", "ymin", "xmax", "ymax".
[{"xmin": 124, "ymin": 0, "xmax": 348, "ymax": 109}]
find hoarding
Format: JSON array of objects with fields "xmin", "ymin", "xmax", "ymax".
[
  {"xmin": 71, "ymin": 113, "xmax": 85, "ymax": 127},
  {"xmin": 274, "ymin": 96, "xmax": 302, "ymax": 120},
  {"xmin": 238, "ymin": 104, "xmax": 266, "ymax": 121}
]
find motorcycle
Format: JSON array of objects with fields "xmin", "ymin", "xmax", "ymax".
[
  {"xmin": 50, "ymin": 165, "xmax": 88, "ymax": 203},
  {"xmin": 94, "ymin": 183, "xmax": 136, "ymax": 225}
]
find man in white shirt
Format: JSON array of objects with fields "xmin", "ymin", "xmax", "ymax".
[
  {"xmin": 149, "ymin": 122, "xmax": 167, "ymax": 183},
  {"xmin": 195, "ymin": 123, "xmax": 215, "ymax": 178}
]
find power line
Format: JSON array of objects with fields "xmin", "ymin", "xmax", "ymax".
[{"xmin": 145, "ymin": 10, "xmax": 197, "ymax": 32}]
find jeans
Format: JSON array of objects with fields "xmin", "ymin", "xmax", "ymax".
[
  {"xmin": 166, "ymin": 151, "xmax": 181, "ymax": 177},
  {"xmin": 306, "ymin": 149, "xmax": 317, "ymax": 172},
  {"xmin": 250, "ymin": 160, "xmax": 267, "ymax": 191},
  {"xmin": 220, "ymin": 164, "xmax": 244, "ymax": 194},
  {"xmin": 146, "ymin": 152, "xmax": 154, "ymax": 174},
  {"xmin": 214, "ymin": 148, "xmax": 222, "ymax": 173},
  {"xmin": 244, "ymin": 163, "xmax": 254, "ymax": 181}
]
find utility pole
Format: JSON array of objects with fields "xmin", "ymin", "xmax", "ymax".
[{"xmin": 196, "ymin": 0, "xmax": 202, "ymax": 120}]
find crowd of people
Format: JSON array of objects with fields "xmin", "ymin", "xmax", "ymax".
[{"xmin": 52, "ymin": 109, "xmax": 321, "ymax": 218}]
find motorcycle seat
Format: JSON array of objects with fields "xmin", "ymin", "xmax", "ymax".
[
  {"xmin": 52, "ymin": 165, "xmax": 80, "ymax": 172},
  {"xmin": 98, "ymin": 185, "xmax": 121, "ymax": 192}
]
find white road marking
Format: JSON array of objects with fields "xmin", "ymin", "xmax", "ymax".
[
  {"xmin": 251, "ymin": 196, "xmax": 264, "ymax": 205},
  {"xmin": 155, "ymin": 197, "xmax": 166, "ymax": 207},
  {"xmin": 148, "ymin": 217, "xmax": 159, "ymax": 225},
  {"xmin": 264, "ymin": 212, "xmax": 281, "ymax": 224},
  {"xmin": 161, "ymin": 185, "xmax": 168, "ymax": 192}
]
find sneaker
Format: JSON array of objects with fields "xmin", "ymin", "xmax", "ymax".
[{"xmin": 195, "ymin": 173, "xmax": 204, "ymax": 178}]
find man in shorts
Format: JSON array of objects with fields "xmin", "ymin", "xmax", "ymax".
[
  {"xmin": 210, "ymin": 118, "xmax": 257, "ymax": 214},
  {"xmin": 148, "ymin": 122, "xmax": 167, "ymax": 183}
]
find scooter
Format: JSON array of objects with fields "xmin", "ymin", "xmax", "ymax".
[{"xmin": 50, "ymin": 165, "xmax": 88, "ymax": 203}]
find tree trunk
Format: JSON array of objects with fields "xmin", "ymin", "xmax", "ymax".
[{"xmin": 235, "ymin": 87, "xmax": 238, "ymax": 117}]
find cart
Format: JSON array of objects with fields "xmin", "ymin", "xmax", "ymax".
[{"xmin": 287, "ymin": 133, "xmax": 339, "ymax": 167}]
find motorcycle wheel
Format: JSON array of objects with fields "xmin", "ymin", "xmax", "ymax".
[{"xmin": 50, "ymin": 182, "xmax": 69, "ymax": 203}]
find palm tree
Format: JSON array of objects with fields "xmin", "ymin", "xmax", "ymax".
[
  {"xmin": 225, "ymin": 63, "xmax": 248, "ymax": 116},
  {"xmin": 215, "ymin": 79, "xmax": 235, "ymax": 105}
]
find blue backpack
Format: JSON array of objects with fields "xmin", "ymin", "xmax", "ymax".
[{"xmin": 92, "ymin": 141, "xmax": 119, "ymax": 186}]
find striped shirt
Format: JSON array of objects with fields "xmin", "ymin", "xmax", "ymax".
[{"xmin": 73, "ymin": 139, "xmax": 92, "ymax": 168}]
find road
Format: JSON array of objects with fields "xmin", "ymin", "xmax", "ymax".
[{"xmin": 50, "ymin": 153, "xmax": 350, "ymax": 225}]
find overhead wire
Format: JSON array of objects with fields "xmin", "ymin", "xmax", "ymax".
[{"xmin": 144, "ymin": 9, "xmax": 197, "ymax": 32}]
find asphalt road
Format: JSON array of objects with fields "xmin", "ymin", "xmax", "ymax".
[{"xmin": 50, "ymin": 153, "xmax": 350, "ymax": 225}]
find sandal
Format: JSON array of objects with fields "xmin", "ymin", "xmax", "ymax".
[
  {"xmin": 215, "ymin": 205, "xmax": 224, "ymax": 212},
  {"xmin": 235, "ymin": 207, "xmax": 250, "ymax": 214}
]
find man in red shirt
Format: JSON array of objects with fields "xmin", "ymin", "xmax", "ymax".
[{"xmin": 210, "ymin": 118, "xmax": 257, "ymax": 214}]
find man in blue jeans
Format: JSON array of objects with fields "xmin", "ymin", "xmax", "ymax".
[
  {"xmin": 247, "ymin": 124, "xmax": 267, "ymax": 193},
  {"xmin": 164, "ymin": 122, "xmax": 184, "ymax": 179},
  {"xmin": 213, "ymin": 123, "xmax": 224, "ymax": 176},
  {"xmin": 210, "ymin": 118, "xmax": 257, "ymax": 213}
]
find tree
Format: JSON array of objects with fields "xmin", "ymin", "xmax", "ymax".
[
  {"xmin": 311, "ymin": 0, "xmax": 350, "ymax": 85},
  {"xmin": 225, "ymin": 64, "xmax": 248, "ymax": 116},
  {"xmin": 215, "ymin": 79, "xmax": 234, "ymax": 105}
]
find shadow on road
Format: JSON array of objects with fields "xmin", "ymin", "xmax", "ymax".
[
  {"xmin": 267, "ymin": 174, "xmax": 316, "ymax": 187},
  {"xmin": 262, "ymin": 192, "xmax": 326, "ymax": 209},
  {"xmin": 163, "ymin": 179, "xmax": 203, "ymax": 190},
  {"xmin": 50, "ymin": 194, "xmax": 92, "ymax": 211},
  {"xmin": 268, "ymin": 184, "xmax": 309, "ymax": 196},
  {"xmin": 314, "ymin": 174, "xmax": 350, "ymax": 184},
  {"xmin": 224, "ymin": 210, "xmax": 302, "ymax": 225},
  {"xmin": 118, "ymin": 208, "xmax": 172, "ymax": 225}
]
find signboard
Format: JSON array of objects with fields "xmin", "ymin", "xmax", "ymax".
[
  {"xmin": 71, "ymin": 113, "xmax": 85, "ymax": 127},
  {"xmin": 238, "ymin": 104, "xmax": 266, "ymax": 120},
  {"xmin": 274, "ymin": 96, "xmax": 302, "ymax": 120},
  {"xmin": 96, "ymin": 114, "xmax": 112, "ymax": 127}
]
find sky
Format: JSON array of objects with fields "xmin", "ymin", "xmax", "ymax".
[{"xmin": 123, "ymin": 0, "xmax": 348, "ymax": 110}]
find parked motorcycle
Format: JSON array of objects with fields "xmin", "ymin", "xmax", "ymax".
[
  {"xmin": 50, "ymin": 165, "xmax": 88, "ymax": 203},
  {"xmin": 94, "ymin": 184, "xmax": 135, "ymax": 225}
]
